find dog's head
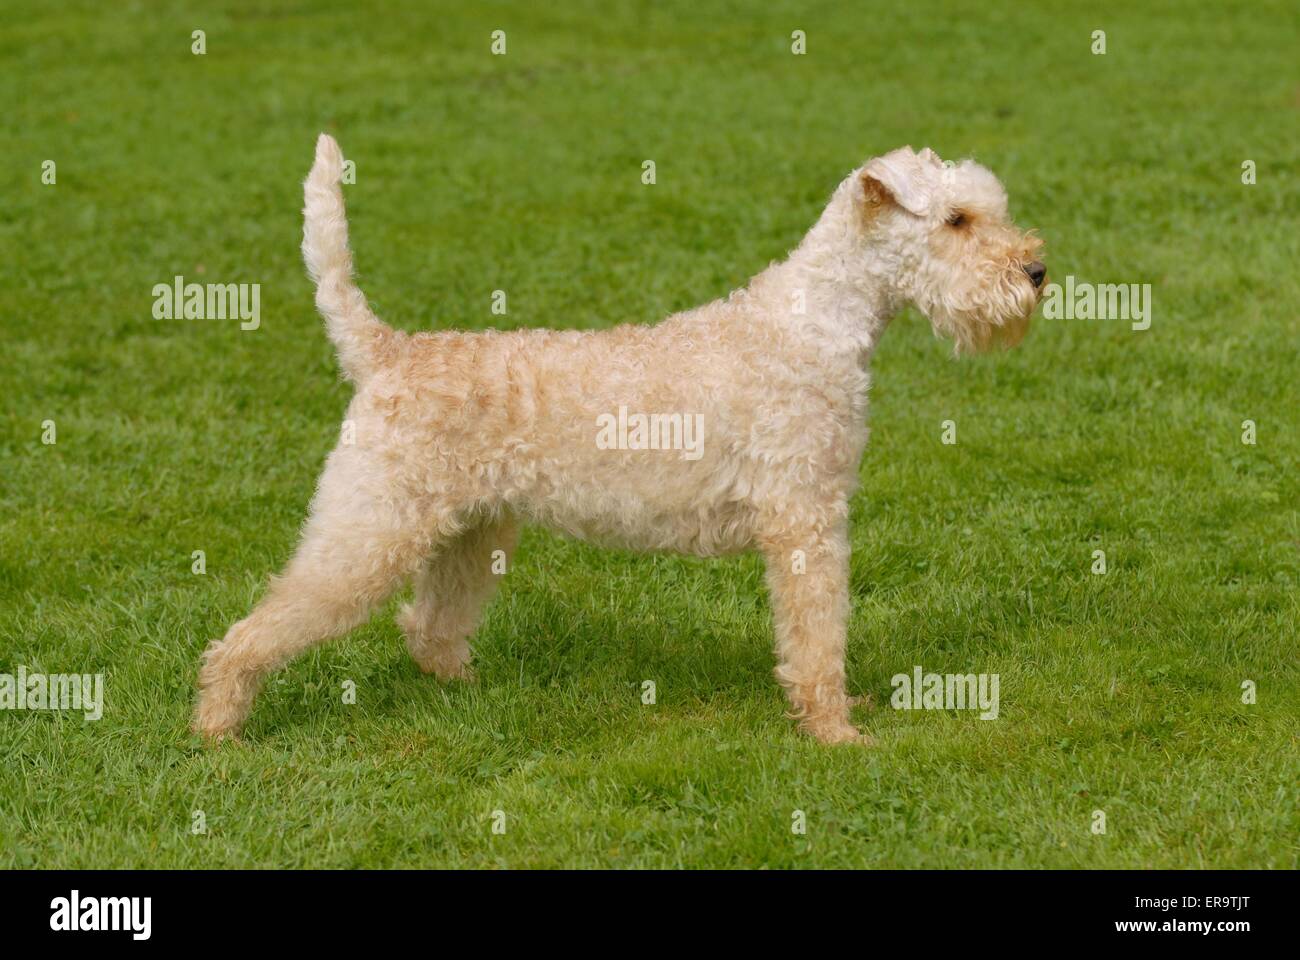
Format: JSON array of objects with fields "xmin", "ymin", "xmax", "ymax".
[{"xmin": 859, "ymin": 146, "xmax": 1045, "ymax": 353}]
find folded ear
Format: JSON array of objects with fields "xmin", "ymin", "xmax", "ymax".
[{"xmin": 861, "ymin": 147, "xmax": 931, "ymax": 216}]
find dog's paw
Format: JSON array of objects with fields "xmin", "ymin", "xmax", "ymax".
[
  {"xmin": 194, "ymin": 660, "xmax": 253, "ymax": 743},
  {"xmin": 192, "ymin": 700, "xmax": 245, "ymax": 744},
  {"xmin": 407, "ymin": 644, "xmax": 477, "ymax": 683},
  {"xmin": 804, "ymin": 718, "xmax": 875, "ymax": 746},
  {"xmin": 194, "ymin": 725, "xmax": 242, "ymax": 745},
  {"xmin": 434, "ymin": 661, "xmax": 476, "ymax": 684}
]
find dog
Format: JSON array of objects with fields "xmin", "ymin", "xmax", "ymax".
[{"xmin": 195, "ymin": 135, "xmax": 1044, "ymax": 745}]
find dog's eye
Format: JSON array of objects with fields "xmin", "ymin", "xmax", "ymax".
[{"xmin": 946, "ymin": 212, "xmax": 967, "ymax": 228}]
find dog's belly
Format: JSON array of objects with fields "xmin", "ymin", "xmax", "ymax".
[{"xmin": 513, "ymin": 488, "xmax": 755, "ymax": 557}]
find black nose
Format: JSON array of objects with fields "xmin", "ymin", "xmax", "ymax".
[{"xmin": 1024, "ymin": 261, "xmax": 1046, "ymax": 288}]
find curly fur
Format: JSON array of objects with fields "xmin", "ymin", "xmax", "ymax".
[{"xmin": 194, "ymin": 136, "xmax": 1044, "ymax": 745}]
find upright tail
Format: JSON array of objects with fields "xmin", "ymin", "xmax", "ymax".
[{"xmin": 302, "ymin": 133, "xmax": 394, "ymax": 383}]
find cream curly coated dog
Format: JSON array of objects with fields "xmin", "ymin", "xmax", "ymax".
[{"xmin": 196, "ymin": 135, "xmax": 1045, "ymax": 745}]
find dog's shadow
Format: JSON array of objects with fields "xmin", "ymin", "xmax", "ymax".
[{"xmin": 245, "ymin": 547, "xmax": 797, "ymax": 744}]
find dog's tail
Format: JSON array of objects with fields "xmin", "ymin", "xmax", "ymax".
[{"xmin": 302, "ymin": 133, "xmax": 394, "ymax": 384}]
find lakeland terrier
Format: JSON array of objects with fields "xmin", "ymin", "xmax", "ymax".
[{"xmin": 195, "ymin": 136, "xmax": 1045, "ymax": 744}]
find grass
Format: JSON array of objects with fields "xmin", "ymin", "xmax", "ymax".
[{"xmin": 1, "ymin": 0, "xmax": 1297, "ymax": 869}]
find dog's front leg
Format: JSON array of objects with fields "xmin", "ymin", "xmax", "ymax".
[{"xmin": 760, "ymin": 522, "xmax": 871, "ymax": 745}]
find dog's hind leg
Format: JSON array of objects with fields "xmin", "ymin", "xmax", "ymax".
[
  {"xmin": 759, "ymin": 515, "xmax": 871, "ymax": 745},
  {"xmin": 397, "ymin": 514, "xmax": 518, "ymax": 681},
  {"xmin": 194, "ymin": 451, "xmax": 438, "ymax": 740}
]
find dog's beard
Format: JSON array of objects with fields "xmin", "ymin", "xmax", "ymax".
[{"xmin": 920, "ymin": 264, "xmax": 1041, "ymax": 354}]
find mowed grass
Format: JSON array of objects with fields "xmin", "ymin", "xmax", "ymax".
[{"xmin": 1, "ymin": 0, "xmax": 1297, "ymax": 869}]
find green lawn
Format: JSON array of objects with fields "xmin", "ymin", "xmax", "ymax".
[{"xmin": 1, "ymin": 0, "xmax": 1297, "ymax": 869}]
